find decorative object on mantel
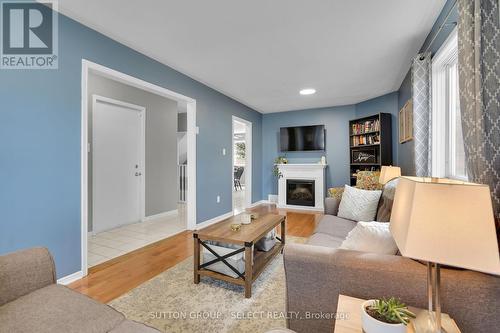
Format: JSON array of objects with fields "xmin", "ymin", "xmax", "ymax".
[
  {"xmin": 349, "ymin": 113, "xmax": 392, "ymax": 186},
  {"xmin": 361, "ymin": 297, "xmax": 416, "ymax": 333},
  {"xmin": 399, "ymin": 99, "xmax": 413, "ymax": 143},
  {"xmin": 320, "ymin": 156, "xmax": 326, "ymax": 165},
  {"xmin": 379, "ymin": 165, "xmax": 401, "ymax": 184},
  {"xmin": 390, "ymin": 177, "xmax": 500, "ymax": 333},
  {"xmin": 272, "ymin": 155, "xmax": 288, "ymax": 178}
]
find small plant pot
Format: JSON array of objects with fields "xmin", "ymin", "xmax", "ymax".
[{"xmin": 361, "ymin": 300, "xmax": 407, "ymax": 333}]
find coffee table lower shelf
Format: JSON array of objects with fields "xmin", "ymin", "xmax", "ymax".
[
  {"xmin": 195, "ymin": 242, "xmax": 284, "ymax": 298},
  {"xmin": 193, "ymin": 213, "xmax": 286, "ymax": 298}
]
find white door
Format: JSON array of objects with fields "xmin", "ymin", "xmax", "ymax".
[{"xmin": 92, "ymin": 95, "xmax": 145, "ymax": 233}]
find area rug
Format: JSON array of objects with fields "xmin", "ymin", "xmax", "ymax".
[{"xmin": 109, "ymin": 236, "xmax": 306, "ymax": 333}]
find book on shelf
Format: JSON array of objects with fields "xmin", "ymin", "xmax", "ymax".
[
  {"xmin": 351, "ymin": 119, "xmax": 380, "ymax": 135},
  {"xmin": 351, "ymin": 166, "xmax": 380, "ymax": 177},
  {"xmin": 351, "ymin": 133, "xmax": 380, "ymax": 146}
]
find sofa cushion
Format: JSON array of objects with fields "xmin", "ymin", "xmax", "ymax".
[
  {"xmin": 337, "ymin": 185, "xmax": 382, "ymax": 222},
  {"xmin": 307, "ymin": 233, "xmax": 345, "ymax": 248},
  {"xmin": 0, "ymin": 247, "xmax": 56, "ymax": 306},
  {"xmin": 0, "ymin": 284, "xmax": 124, "ymax": 333},
  {"xmin": 340, "ymin": 221, "xmax": 399, "ymax": 255},
  {"xmin": 314, "ymin": 215, "xmax": 357, "ymax": 239},
  {"xmin": 328, "ymin": 186, "xmax": 345, "ymax": 199},
  {"xmin": 355, "ymin": 170, "xmax": 383, "ymax": 190},
  {"xmin": 324, "ymin": 197, "xmax": 341, "ymax": 215},
  {"xmin": 376, "ymin": 178, "xmax": 399, "ymax": 222}
]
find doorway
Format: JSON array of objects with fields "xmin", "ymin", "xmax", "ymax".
[
  {"xmin": 232, "ymin": 116, "xmax": 252, "ymax": 214},
  {"xmin": 92, "ymin": 96, "xmax": 145, "ymax": 233},
  {"xmin": 81, "ymin": 60, "xmax": 197, "ymax": 276}
]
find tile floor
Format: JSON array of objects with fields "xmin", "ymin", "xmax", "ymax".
[{"xmin": 88, "ymin": 205, "xmax": 186, "ymax": 267}]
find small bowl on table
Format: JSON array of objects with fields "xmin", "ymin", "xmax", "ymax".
[{"xmin": 230, "ymin": 223, "xmax": 241, "ymax": 232}]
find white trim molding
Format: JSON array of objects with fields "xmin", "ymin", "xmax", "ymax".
[
  {"xmin": 193, "ymin": 211, "xmax": 234, "ymax": 230},
  {"xmin": 231, "ymin": 116, "xmax": 252, "ymax": 211},
  {"xmin": 142, "ymin": 209, "xmax": 179, "ymax": 222},
  {"xmin": 57, "ymin": 271, "xmax": 84, "ymax": 285},
  {"xmin": 81, "ymin": 59, "xmax": 197, "ymax": 277},
  {"xmin": 268, "ymin": 194, "xmax": 278, "ymax": 203},
  {"xmin": 249, "ymin": 200, "xmax": 270, "ymax": 208},
  {"xmin": 431, "ymin": 28, "xmax": 465, "ymax": 180}
]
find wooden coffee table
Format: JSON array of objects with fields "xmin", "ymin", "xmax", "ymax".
[{"xmin": 193, "ymin": 213, "xmax": 286, "ymax": 298}]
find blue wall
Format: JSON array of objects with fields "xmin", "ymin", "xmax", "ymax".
[
  {"xmin": 261, "ymin": 92, "xmax": 398, "ymax": 198},
  {"xmin": 0, "ymin": 11, "xmax": 262, "ymax": 277},
  {"xmin": 262, "ymin": 105, "xmax": 355, "ymax": 197},
  {"xmin": 397, "ymin": 0, "xmax": 458, "ymax": 175}
]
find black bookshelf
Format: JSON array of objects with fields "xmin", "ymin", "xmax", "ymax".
[{"xmin": 349, "ymin": 113, "xmax": 392, "ymax": 186}]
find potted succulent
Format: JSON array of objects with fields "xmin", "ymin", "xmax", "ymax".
[{"xmin": 361, "ymin": 297, "xmax": 416, "ymax": 333}]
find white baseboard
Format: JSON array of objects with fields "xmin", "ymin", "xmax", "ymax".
[
  {"xmin": 57, "ymin": 271, "xmax": 84, "ymax": 285},
  {"xmin": 249, "ymin": 200, "xmax": 271, "ymax": 208},
  {"xmin": 268, "ymin": 194, "xmax": 278, "ymax": 203},
  {"xmin": 142, "ymin": 209, "xmax": 178, "ymax": 222},
  {"xmin": 193, "ymin": 211, "xmax": 234, "ymax": 230}
]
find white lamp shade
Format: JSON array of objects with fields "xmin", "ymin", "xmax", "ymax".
[
  {"xmin": 379, "ymin": 166, "xmax": 401, "ymax": 184},
  {"xmin": 390, "ymin": 177, "xmax": 500, "ymax": 275}
]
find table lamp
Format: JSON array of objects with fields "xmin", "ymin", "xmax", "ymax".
[
  {"xmin": 379, "ymin": 165, "xmax": 401, "ymax": 184},
  {"xmin": 390, "ymin": 177, "xmax": 500, "ymax": 333}
]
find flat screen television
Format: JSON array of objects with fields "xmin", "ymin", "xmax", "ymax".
[{"xmin": 280, "ymin": 125, "xmax": 325, "ymax": 152}]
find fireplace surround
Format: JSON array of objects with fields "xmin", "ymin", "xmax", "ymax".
[{"xmin": 276, "ymin": 163, "xmax": 327, "ymax": 211}]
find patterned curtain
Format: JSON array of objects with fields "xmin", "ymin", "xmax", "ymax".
[
  {"xmin": 411, "ymin": 52, "xmax": 433, "ymax": 177},
  {"xmin": 458, "ymin": 0, "xmax": 500, "ymax": 220}
]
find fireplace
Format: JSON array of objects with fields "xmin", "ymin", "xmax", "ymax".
[{"xmin": 286, "ymin": 179, "xmax": 315, "ymax": 207}]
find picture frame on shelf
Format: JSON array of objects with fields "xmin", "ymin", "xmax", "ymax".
[{"xmin": 351, "ymin": 149, "xmax": 377, "ymax": 164}]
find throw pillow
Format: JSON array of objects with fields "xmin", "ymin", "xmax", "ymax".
[
  {"xmin": 340, "ymin": 221, "xmax": 399, "ymax": 255},
  {"xmin": 376, "ymin": 177, "xmax": 399, "ymax": 222},
  {"xmin": 337, "ymin": 185, "xmax": 382, "ymax": 221}
]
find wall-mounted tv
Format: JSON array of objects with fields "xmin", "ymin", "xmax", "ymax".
[{"xmin": 280, "ymin": 125, "xmax": 325, "ymax": 152}]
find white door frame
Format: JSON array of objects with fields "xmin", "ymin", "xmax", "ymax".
[
  {"xmin": 92, "ymin": 95, "xmax": 146, "ymax": 229},
  {"xmin": 81, "ymin": 59, "xmax": 197, "ymax": 276},
  {"xmin": 231, "ymin": 116, "xmax": 252, "ymax": 211}
]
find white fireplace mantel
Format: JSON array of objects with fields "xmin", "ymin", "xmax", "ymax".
[{"xmin": 277, "ymin": 163, "xmax": 327, "ymax": 211}]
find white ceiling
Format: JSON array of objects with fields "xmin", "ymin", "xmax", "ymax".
[{"xmin": 58, "ymin": 0, "xmax": 446, "ymax": 113}]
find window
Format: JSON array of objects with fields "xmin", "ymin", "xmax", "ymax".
[{"xmin": 431, "ymin": 28, "xmax": 467, "ymax": 180}]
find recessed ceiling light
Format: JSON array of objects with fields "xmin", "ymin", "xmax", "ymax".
[{"xmin": 300, "ymin": 88, "xmax": 316, "ymax": 95}]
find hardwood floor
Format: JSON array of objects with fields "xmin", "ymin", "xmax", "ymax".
[{"xmin": 69, "ymin": 204, "xmax": 322, "ymax": 303}]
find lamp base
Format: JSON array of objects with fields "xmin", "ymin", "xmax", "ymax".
[{"xmin": 413, "ymin": 310, "xmax": 460, "ymax": 333}]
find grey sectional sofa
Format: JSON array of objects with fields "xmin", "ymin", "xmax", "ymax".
[
  {"xmin": 283, "ymin": 181, "xmax": 500, "ymax": 333},
  {"xmin": 0, "ymin": 247, "xmax": 159, "ymax": 333}
]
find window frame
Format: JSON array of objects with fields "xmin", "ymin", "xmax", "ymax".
[{"xmin": 431, "ymin": 28, "xmax": 467, "ymax": 181}]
